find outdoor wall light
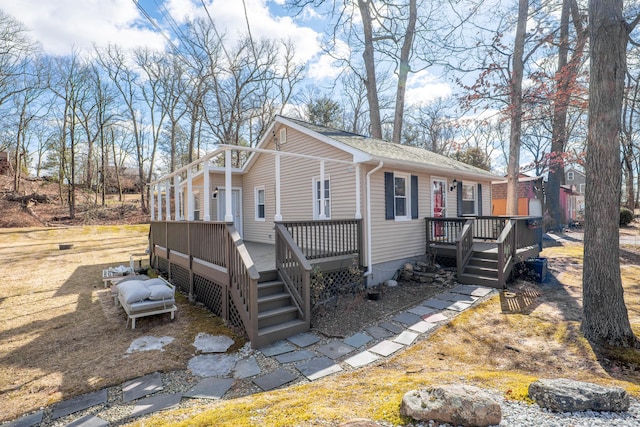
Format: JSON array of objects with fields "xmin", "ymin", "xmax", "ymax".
[
  {"xmin": 450, "ymin": 179, "xmax": 458, "ymax": 192},
  {"xmin": 212, "ymin": 187, "xmax": 218, "ymax": 199}
]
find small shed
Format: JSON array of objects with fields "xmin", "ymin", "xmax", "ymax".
[{"xmin": 491, "ymin": 174, "xmax": 544, "ymax": 216}]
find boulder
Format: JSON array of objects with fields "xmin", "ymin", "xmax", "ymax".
[
  {"xmin": 400, "ymin": 385, "xmax": 501, "ymax": 427},
  {"xmin": 529, "ymin": 378, "xmax": 629, "ymax": 413}
]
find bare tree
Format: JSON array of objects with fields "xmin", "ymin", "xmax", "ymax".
[{"xmin": 582, "ymin": 0, "xmax": 638, "ymax": 347}]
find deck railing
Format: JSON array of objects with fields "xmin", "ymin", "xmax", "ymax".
[
  {"xmin": 281, "ymin": 219, "xmax": 362, "ymax": 265},
  {"xmin": 497, "ymin": 219, "xmax": 516, "ymax": 285},
  {"xmin": 275, "ymin": 223, "xmax": 312, "ymax": 324},
  {"xmin": 425, "ymin": 218, "xmax": 466, "ymax": 244},
  {"xmin": 149, "ymin": 221, "xmax": 260, "ymax": 344},
  {"xmin": 456, "ymin": 220, "xmax": 474, "ymax": 275}
]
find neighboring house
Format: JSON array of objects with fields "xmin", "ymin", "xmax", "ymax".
[
  {"xmin": 148, "ymin": 116, "xmax": 541, "ymax": 347},
  {"xmin": 560, "ymin": 184, "xmax": 580, "ymax": 225},
  {"xmin": 491, "ymin": 174, "xmax": 544, "ymax": 216},
  {"xmin": 564, "ymin": 167, "xmax": 585, "ymax": 219}
]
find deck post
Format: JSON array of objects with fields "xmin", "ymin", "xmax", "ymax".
[
  {"xmin": 203, "ymin": 159, "xmax": 211, "ymax": 221},
  {"xmin": 355, "ymin": 164, "xmax": 362, "ymax": 219},
  {"xmin": 165, "ymin": 180, "xmax": 171, "ymax": 220},
  {"xmin": 150, "ymin": 184, "xmax": 156, "ymax": 221},
  {"xmin": 319, "ymin": 160, "xmax": 326, "ymax": 219},
  {"xmin": 174, "ymin": 175, "xmax": 180, "ymax": 220},
  {"xmin": 275, "ymin": 154, "xmax": 282, "ymax": 221},
  {"xmin": 225, "ymin": 148, "xmax": 233, "ymax": 222},
  {"xmin": 187, "ymin": 166, "xmax": 194, "ymax": 221},
  {"xmin": 157, "ymin": 185, "xmax": 162, "ymax": 221}
]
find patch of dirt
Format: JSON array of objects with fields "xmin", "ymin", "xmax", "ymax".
[
  {"xmin": 311, "ymin": 272, "xmax": 455, "ymax": 338},
  {"xmin": 0, "ymin": 175, "xmax": 148, "ymax": 227}
]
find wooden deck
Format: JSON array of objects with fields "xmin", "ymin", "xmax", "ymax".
[{"xmin": 244, "ymin": 241, "xmax": 276, "ymax": 273}]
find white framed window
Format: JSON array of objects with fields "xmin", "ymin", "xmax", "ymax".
[
  {"xmin": 394, "ymin": 172, "xmax": 410, "ymax": 221},
  {"xmin": 461, "ymin": 183, "xmax": 477, "ymax": 215},
  {"xmin": 567, "ymin": 171, "xmax": 574, "ymax": 181},
  {"xmin": 579, "ymin": 183, "xmax": 585, "ymax": 194},
  {"xmin": 255, "ymin": 187, "xmax": 265, "ymax": 221},
  {"xmin": 313, "ymin": 176, "xmax": 331, "ymax": 219},
  {"xmin": 193, "ymin": 190, "xmax": 200, "ymax": 221}
]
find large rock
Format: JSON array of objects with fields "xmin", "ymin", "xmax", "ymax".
[
  {"xmin": 400, "ymin": 385, "xmax": 502, "ymax": 427},
  {"xmin": 529, "ymin": 378, "xmax": 629, "ymax": 413}
]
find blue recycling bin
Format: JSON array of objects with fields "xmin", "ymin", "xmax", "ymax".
[{"xmin": 525, "ymin": 257, "xmax": 547, "ymax": 282}]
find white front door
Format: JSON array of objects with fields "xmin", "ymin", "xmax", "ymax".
[{"xmin": 218, "ymin": 189, "xmax": 243, "ymax": 237}]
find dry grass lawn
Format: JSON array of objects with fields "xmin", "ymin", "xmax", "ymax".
[{"xmin": 0, "ymin": 225, "xmax": 244, "ymax": 422}]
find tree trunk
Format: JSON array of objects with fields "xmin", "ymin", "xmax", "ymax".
[
  {"xmin": 582, "ymin": 0, "xmax": 637, "ymax": 347},
  {"xmin": 357, "ymin": 0, "xmax": 382, "ymax": 139},
  {"xmin": 506, "ymin": 0, "xmax": 528, "ymax": 216},
  {"xmin": 392, "ymin": 0, "xmax": 417, "ymax": 145}
]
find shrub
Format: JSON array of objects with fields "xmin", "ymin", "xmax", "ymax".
[{"xmin": 620, "ymin": 208, "xmax": 634, "ymax": 227}]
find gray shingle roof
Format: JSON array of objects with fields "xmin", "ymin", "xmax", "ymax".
[{"xmin": 281, "ymin": 116, "xmax": 498, "ymax": 179}]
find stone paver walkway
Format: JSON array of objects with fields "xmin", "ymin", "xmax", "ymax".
[{"xmin": 6, "ymin": 284, "xmax": 495, "ymax": 427}]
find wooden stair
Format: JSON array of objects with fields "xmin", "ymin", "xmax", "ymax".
[
  {"xmin": 457, "ymin": 249, "xmax": 503, "ymax": 288},
  {"xmin": 253, "ymin": 271, "xmax": 308, "ymax": 348}
]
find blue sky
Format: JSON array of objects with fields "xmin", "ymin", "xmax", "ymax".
[{"xmin": 0, "ymin": 0, "xmax": 452, "ymax": 106}]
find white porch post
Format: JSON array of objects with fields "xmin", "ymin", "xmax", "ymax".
[
  {"xmin": 179, "ymin": 188, "xmax": 184, "ymax": 220},
  {"xmin": 355, "ymin": 164, "xmax": 362, "ymax": 219},
  {"xmin": 150, "ymin": 184, "xmax": 156, "ymax": 221},
  {"xmin": 165, "ymin": 180, "xmax": 171, "ymax": 220},
  {"xmin": 274, "ymin": 154, "xmax": 282, "ymax": 221},
  {"xmin": 203, "ymin": 159, "xmax": 211, "ymax": 221},
  {"xmin": 157, "ymin": 185, "xmax": 162, "ymax": 221},
  {"xmin": 187, "ymin": 166, "xmax": 194, "ymax": 221},
  {"xmin": 224, "ymin": 148, "xmax": 233, "ymax": 222},
  {"xmin": 174, "ymin": 176, "xmax": 180, "ymax": 220},
  {"xmin": 319, "ymin": 160, "xmax": 326, "ymax": 219}
]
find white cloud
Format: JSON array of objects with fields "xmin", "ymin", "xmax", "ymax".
[
  {"xmin": 0, "ymin": 0, "xmax": 167, "ymax": 55},
  {"xmin": 405, "ymin": 70, "xmax": 453, "ymax": 105}
]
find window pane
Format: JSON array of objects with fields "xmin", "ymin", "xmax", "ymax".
[
  {"xmin": 396, "ymin": 198, "xmax": 406, "ymax": 216},
  {"xmin": 462, "ymin": 184, "xmax": 475, "ymax": 201},
  {"xmin": 462, "ymin": 200, "xmax": 475, "ymax": 215},
  {"xmin": 324, "ymin": 200, "xmax": 331, "ymax": 217},
  {"xmin": 324, "ymin": 179, "xmax": 330, "ymax": 198},
  {"xmin": 258, "ymin": 189, "xmax": 264, "ymax": 204},
  {"xmin": 395, "ymin": 177, "xmax": 406, "ymax": 196},
  {"xmin": 258, "ymin": 205, "xmax": 265, "ymax": 218}
]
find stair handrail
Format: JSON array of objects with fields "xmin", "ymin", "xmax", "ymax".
[
  {"xmin": 226, "ymin": 224, "xmax": 260, "ymax": 342},
  {"xmin": 455, "ymin": 220, "xmax": 474, "ymax": 278},
  {"xmin": 496, "ymin": 219, "xmax": 516, "ymax": 286},
  {"xmin": 274, "ymin": 223, "xmax": 312, "ymax": 324}
]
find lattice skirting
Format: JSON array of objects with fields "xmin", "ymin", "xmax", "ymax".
[
  {"xmin": 170, "ymin": 264, "xmax": 190, "ymax": 294},
  {"xmin": 311, "ymin": 266, "xmax": 364, "ymax": 308}
]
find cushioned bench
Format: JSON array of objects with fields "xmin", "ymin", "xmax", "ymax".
[{"xmin": 116, "ymin": 277, "xmax": 177, "ymax": 329}]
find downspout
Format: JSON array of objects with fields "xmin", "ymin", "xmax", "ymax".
[{"xmin": 364, "ymin": 161, "xmax": 384, "ymax": 283}]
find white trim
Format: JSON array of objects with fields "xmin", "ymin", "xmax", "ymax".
[
  {"xmin": 461, "ymin": 181, "xmax": 478, "ymax": 216},
  {"xmin": 431, "ymin": 177, "xmax": 447, "ymax": 218},
  {"xmin": 255, "ymin": 186, "xmax": 266, "ymax": 222},
  {"xmin": 393, "ymin": 171, "xmax": 410, "ymax": 221},
  {"xmin": 567, "ymin": 171, "xmax": 575, "ymax": 181},
  {"xmin": 217, "ymin": 187, "xmax": 243, "ymax": 236},
  {"xmin": 313, "ymin": 175, "xmax": 331, "ymax": 220}
]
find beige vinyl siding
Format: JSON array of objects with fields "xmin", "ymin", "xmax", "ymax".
[
  {"xmin": 242, "ymin": 125, "xmax": 360, "ymax": 244},
  {"xmin": 367, "ymin": 167, "xmax": 429, "ymax": 269}
]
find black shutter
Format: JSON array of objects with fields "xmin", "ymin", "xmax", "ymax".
[
  {"xmin": 456, "ymin": 180, "xmax": 463, "ymax": 216},
  {"xmin": 384, "ymin": 172, "xmax": 394, "ymax": 220},
  {"xmin": 477, "ymin": 183, "xmax": 483, "ymax": 216},
  {"xmin": 411, "ymin": 175, "xmax": 419, "ymax": 219}
]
